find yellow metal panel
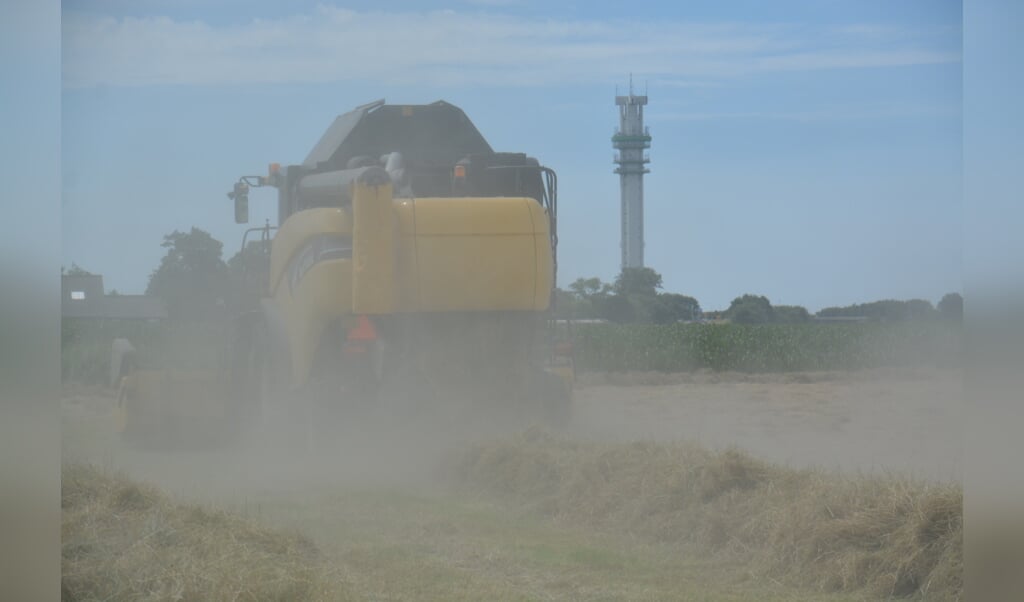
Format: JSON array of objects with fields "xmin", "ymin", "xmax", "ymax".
[
  {"xmin": 526, "ymin": 201, "xmax": 554, "ymax": 311},
  {"xmin": 352, "ymin": 180, "xmax": 395, "ymax": 314},
  {"xmin": 414, "ymin": 235, "xmax": 538, "ymax": 312},
  {"xmin": 275, "ymin": 258, "xmax": 353, "ymax": 384},
  {"xmin": 393, "ymin": 200, "xmax": 419, "ymax": 312},
  {"xmin": 269, "ymin": 207, "xmax": 352, "ymax": 295},
  {"xmin": 391, "ymin": 196, "xmax": 553, "ymax": 313},
  {"xmin": 264, "ymin": 193, "xmax": 555, "ymax": 382},
  {"xmin": 394, "ymin": 199, "xmax": 417, "ymax": 234},
  {"xmin": 412, "ymin": 197, "xmax": 537, "ymax": 235}
]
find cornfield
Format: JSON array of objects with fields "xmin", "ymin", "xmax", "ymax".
[
  {"xmin": 572, "ymin": 322, "xmax": 962, "ymax": 373},
  {"xmin": 63, "ymin": 318, "xmax": 963, "ymax": 385}
]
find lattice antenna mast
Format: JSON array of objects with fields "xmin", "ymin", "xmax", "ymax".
[{"xmin": 613, "ymin": 74, "xmax": 651, "ymax": 269}]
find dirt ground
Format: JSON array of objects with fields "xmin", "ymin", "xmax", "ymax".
[
  {"xmin": 62, "ymin": 366, "xmax": 962, "ymax": 492},
  {"xmin": 569, "ymin": 367, "xmax": 963, "ymax": 483}
]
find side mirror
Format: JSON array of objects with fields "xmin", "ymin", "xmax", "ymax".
[
  {"xmin": 229, "ymin": 182, "xmax": 249, "ymax": 224},
  {"xmin": 234, "ymin": 195, "xmax": 249, "ymax": 224}
]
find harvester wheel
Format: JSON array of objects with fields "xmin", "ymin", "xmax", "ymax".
[
  {"xmin": 304, "ymin": 330, "xmax": 380, "ymax": 454},
  {"xmin": 249, "ymin": 324, "xmax": 308, "ymax": 451}
]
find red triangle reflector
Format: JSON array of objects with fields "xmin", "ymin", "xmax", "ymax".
[{"xmin": 347, "ymin": 315, "xmax": 378, "ymax": 341}]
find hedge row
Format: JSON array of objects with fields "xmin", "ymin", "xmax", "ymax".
[{"xmin": 571, "ymin": 322, "xmax": 962, "ymax": 373}]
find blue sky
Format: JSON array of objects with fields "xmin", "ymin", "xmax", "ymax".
[{"xmin": 59, "ymin": 0, "xmax": 963, "ymax": 311}]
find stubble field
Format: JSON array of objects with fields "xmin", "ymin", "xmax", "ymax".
[{"xmin": 61, "ymin": 367, "xmax": 962, "ymax": 601}]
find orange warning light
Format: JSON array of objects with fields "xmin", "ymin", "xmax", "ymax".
[{"xmin": 347, "ymin": 315, "xmax": 378, "ymax": 341}]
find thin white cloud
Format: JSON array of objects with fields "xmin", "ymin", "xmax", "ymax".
[
  {"xmin": 650, "ymin": 102, "xmax": 961, "ymax": 123},
  {"xmin": 61, "ymin": 5, "xmax": 960, "ymax": 88}
]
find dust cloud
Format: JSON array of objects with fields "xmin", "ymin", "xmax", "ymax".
[
  {"xmin": 63, "ymin": 364, "xmax": 963, "ymax": 508},
  {"xmin": 63, "ymin": 384, "xmax": 550, "ymax": 504}
]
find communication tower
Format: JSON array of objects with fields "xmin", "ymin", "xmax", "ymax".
[{"xmin": 613, "ymin": 77, "xmax": 651, "ymax": 269}]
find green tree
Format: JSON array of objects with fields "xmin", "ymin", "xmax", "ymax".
[
  {"xmin": 818, "ymin": 299, "xmax": 935, "ymax": 322},
  {"xmin": 614, "ymin": 267, "xmax": 663, "ymax": 297},
  {"xmin": 937, "ymin": 292, "xmax": 963, "ymax": 321},
  {"xmin": 652, "ymin": 293, "xmax": 702, "ymax": 324},
  {"xmin": 905, "ymin": 299, "xmax": 937, "ymax": 320},
  {"xmin": 569, "ymin": 268, "xmax": 701, "ymax": 324},
  {"xmin": 552, "ymin": 288, "xmax": 577, "ymax": 317},
  {"xmin": 725, "ymin": 294, "xmax": 774, "ymax": 325},
  {"xmin": 568, "ymin": 277, "xmax": 613, "ymax": 301},
  {"xmin": 773, "ymin": 305, "xmax": 810, "ymax": 324},
  {"xmin": 595, "ymin": 294, "xmax": 635, "ymax": 323},
  {"xmin": 553, "ymin": 288, "xmax": 603, "ymax": 319},
  {"xmin": 226, "ymin": 239, "xmax": 272, "ymax": 311},
  {"xmin": 147, "ymin": 227, "xmax": 229, "ymax": 321},
  {"xmin": 63, "ymin": 263, "xmax": 93, "ymax": 276}
]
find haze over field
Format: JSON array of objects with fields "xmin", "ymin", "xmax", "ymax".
[
  {"xmin": 15, "ymin": 1, "xmax": 1024, "ymax": 601},
  {"xmin": 59, "ymin": 0, "xmax": 962, "ymax": 311}
]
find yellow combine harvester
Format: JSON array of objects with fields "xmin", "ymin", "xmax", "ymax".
[{"xmin": 121, "ymin": 100, "xmax": 574, "ymax": 447}]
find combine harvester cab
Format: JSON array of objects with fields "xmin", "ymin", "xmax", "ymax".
[{"xmin": 223, "ymin": 100, "xmax": 574, "ymax": 447}]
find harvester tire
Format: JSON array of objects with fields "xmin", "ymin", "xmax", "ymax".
[
  {"xmin": 250, "ymin": 322, "xmax": 309, "ymax": 451},
  {"xmin": 304, "ymin": 326, "xmax": 380, "ymax": 454}
]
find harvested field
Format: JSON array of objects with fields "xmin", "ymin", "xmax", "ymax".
[
  {"xmin": 571, "ymin": 367, "xmax": 963, "ymax": 481},
  {"xmin": 453, "ymin": 431, "xmax": 962, "ymax": 600},
  {"xmin": 60, "ymin": 368, "xmax": 963, "ymax": 600},
  {"xmin": 62, "ymin": 461, "xmax": 876, "ymax": 601},
  {"xmin": 61, "ymin": 464, "xmax": 350, "ymax": 601}
]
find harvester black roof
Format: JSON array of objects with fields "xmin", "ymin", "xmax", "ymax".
[{"xmin": 302, "ymin": 100, "xmax": 494, "ymax": 173}]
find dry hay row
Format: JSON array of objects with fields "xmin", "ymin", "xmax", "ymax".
[
  {"xmin": 61, "ymin": 464, "xmax": 351, "ymax": 602},
  {"xmin": 451, "ymin": 429, "xmax": 962, "ymax": 601}
]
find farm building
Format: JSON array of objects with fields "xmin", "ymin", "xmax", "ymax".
[{"xmin": 61, "ymin": 274, "xmax": 167, "ymax": 322}]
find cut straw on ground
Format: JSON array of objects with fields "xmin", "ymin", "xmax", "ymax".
[
  {"xmin": 450, "ymin": 429, "xmax": 962, "ymax": 601},
  {"xmin": 61, "ymin": 463, "xmax": 352, "ymax": 602},
  {"xmin": 61, "ymin": 433, "xmax": 962, "ymax": 601}
]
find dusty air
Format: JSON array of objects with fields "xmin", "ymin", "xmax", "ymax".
[{"xmin": 60, "ymin": 4, "xmax": 968, "ymax": 599}]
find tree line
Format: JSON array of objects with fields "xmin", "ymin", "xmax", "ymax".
[
  {"xmin": 70, "ymin": 228, "xmax": 964, "ymax": 325},
  {"xmin": 557, "ymin": 269, "xmax": 963, "ymax": 325}
]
